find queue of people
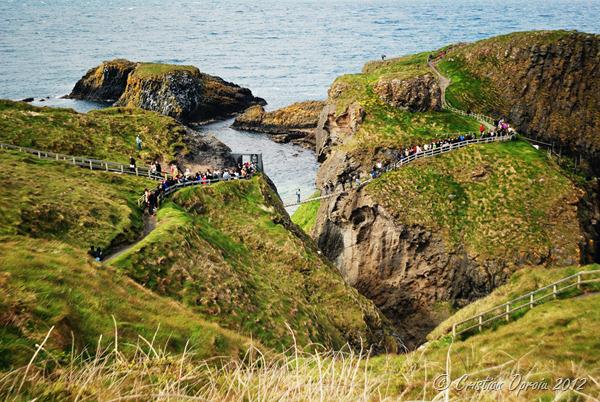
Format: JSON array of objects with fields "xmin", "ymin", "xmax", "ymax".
[
  {"xmin": 141, "ymin": 160, "xmax": 259, "ymax": 215},
  {"xmin": 322, "ymin": 120, "xmax": 515, "ymax": 196}
]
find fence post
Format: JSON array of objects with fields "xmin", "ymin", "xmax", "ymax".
[
  {"xmin": 105, "ymin": 162, "xmax": 108, "ymax": 172},
  {"xmin": 553, "ymin": 284, "xmax": 557, "ymax": 299},
  {"xmin": 89, "ymin": 160, "xmax": 93, "ymax": 170},
  {"xmin": 577, "ymin": 273, "xmax": 581, "ymax": 290},
  {"xmin": 135, "ymin": 167, "xmax": 139, "ymax": 176},
  {"xmin": 529, "ymin": 293, "xmax": 534, "ymax": 309},
  {"xmin": 505, "ymin": 303, "xmax": 510, "ymax": 322},
  {"xmin": 37, "ymin": 151, "xmax": 41, "ymax": 158},
  {"xmin": 121, "ymin": 165, "xmax": 124, "ymax": 173},
  {"xmin": 55, "ymin": 153, "xmax": 59, "ymax": 161},
  {"xmin": 478, "ymin": 315, "xmax": 483, "ymax": 332},
  {"xmin": 72, "ymin": 157, "xmax": 76, "ymax": 165}
]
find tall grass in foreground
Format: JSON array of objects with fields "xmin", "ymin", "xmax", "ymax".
[{"xmin": 1, "ymin": 326, "xmax": 598, "ymax": 401}]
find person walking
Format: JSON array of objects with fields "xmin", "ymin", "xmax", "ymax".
[
  {"xmin": 479, "ymin": 124, "xmax": 485, "ymax": 136},
  {"xmin": 135, "ymin": 135, "xmax": 142, "ymax": 150},
  {"xmin": 296, "ymin": 189, "xmax": 301, "ymax": 203}
]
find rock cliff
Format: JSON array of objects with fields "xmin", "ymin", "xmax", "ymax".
[
  {"xmin": 373, "ymin": 74, "xmax": 442, "ymax": 112},
  {"xmin": 309, "ymin": 31, "xmax": 595, "ymax": 348},
  {"xmin": 440, "ymin": 31, "xmax": 600, "ymax": 163},
  {"xmin": 68, "ymin": 60, "xmax": 265, "ymax": 122},
  {"xmin": 232, "ymin": 101, "xmax": 325, "ymax": 149}
]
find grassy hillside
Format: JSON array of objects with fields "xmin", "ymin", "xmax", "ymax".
[
  {"xmin": 110, "ymin": 176, "xmax": 397, "ymax": 352},
  {"xmin": 327, "ymin": 51, "xmax": 480, "ymax": 159},
  {"xmin": 5, "ymin": 265, "xmax": 598, "ymax": 400},
  {"xmin": 365, "ymin": 140, "xmax": 581, "ymax": 264},
  {"xmin": 370, "ymin": 264, "xmax": 600, "ymax": 400},
  {"xmin": 0, "ymin": 99, "xmax": 188, "ymax": 164},
  {"xmin": 0, "ymin": 150, "xmax": 254, "ymax": 368},
  {"xmin": 0, "ymin": 151, "xmax": 152, "ymax": 251},
  {"xmin": 0, "ymin": 236, "xmax": 252, "ymax": 369},
  {"xmin": 436, "ymin": 30, "xmax": 600, "ymax": 154},
  {"xmin": 291, "ymin": 191, "xmax": 321, "ymax": 234}
]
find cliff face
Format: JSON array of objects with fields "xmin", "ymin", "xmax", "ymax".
[
  {"xmin": 68, "ymin": 60, "xmax": 265, "ymax": 122},
  {"xmin": 232, "ymin": 101, "xmax": 325, "ymax": 149},
  {"xmin": 67, "ymin": 59, "xmax": 136, "ymax": 102},
  {"xmin": 373, "ymin": 74, "xmax": 442, "ymax": 112},
  {"xmin": 310, "ymin": 31, "xmax": 594, "ymax": 348},
  {"xmin": 314, "ymin": 142, "xmax": 583, "ymax": 348},
  {"xmin": 442, "ymin": 31, "xmax": 600, "ymax": 160}
]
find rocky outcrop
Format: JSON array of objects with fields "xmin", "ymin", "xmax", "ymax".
[
  {"xmin": 373, "ymin": 74, "xmax": 442, "ymax": 112},
  {"xmin": 183, "ymin": 127, "xmax": 236, "ymax": 170},
  {"xmin": 309, "ymin": 31, "xmax": 595, "ymax": 349},
  {"xmin": 68, "ymin": 60, "xmax": 265, "ymax": 122},
  {"xmin": 232, "ymin": 101, "xmax": 325, "ymax": 149},
  {"xmin": 67, "ymin": 59, "xmax": 136, "ymax": 102}
]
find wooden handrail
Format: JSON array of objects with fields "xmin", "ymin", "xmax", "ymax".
[{"xmin": 448, "ymin": 270, "xmax": 600, "ymax": 338}]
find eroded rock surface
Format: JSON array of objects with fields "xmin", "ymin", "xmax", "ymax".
[{"xmin": 373, "ymin": 74, "xmax": 442, "ymax": 112}]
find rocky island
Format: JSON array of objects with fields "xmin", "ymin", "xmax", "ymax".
[
  {"xmin": 67, "ymin": 59, "xmax": 266, "ymax": 122},
  {"xmin": 232, "ymin": 101, "xmax": 325, "ymax": 149}
]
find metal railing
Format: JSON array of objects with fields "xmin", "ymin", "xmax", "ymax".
[
  {"xmin": 284, "ymin": 134, "xmax": 513, "ymax": 207},
  {"xmin": 138, "ymin": 175, "xmax": 254, "ymax": 207},
  {"xmin": 448, "ymin": 270, "xmax": 600, "ymax": 338},
  {"xmin": 0, "ymin": 142, "xmax": 171, "ymax": 181}
]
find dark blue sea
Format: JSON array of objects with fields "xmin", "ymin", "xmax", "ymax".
[{"xmin": 1, "ymin": 0, "xmax": 598, "ymax": 205}]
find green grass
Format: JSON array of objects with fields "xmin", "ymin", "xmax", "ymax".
[
  {"xmin": 0, "ymin": 235, "xmax": 252, "ymax": 369},
  {"xmin": 0, "ymin": 151, "xmax": 153, "ymax": 250},
  {"xmin": 110, "ymin": 176, "xmax": 397, "ymax": 352},
  {"xmin": 291, "ymin": 191, "xmax": 321, "ymax": 233},
  {"xmin": 132, "ymin": 63, "xmax": 198, "ymax": 79},
  {"xmin": 428, "ymin": 264, "xmax": 600, "ymax": 340},
  {"xmin": 366, "ymin": 141, "xmax": 581, "ymax": 262},
  {"xmin": 0, "ymin": 99, "xmax": 189, "ymax": 164},
  {"xmin": 368, "ymin": 263, "xmax": 600, "ymax": 400}
]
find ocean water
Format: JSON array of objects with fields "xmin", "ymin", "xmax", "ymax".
[{"xmin": 1, "ymin": 0, "xmax": 599, "ymax": 205}]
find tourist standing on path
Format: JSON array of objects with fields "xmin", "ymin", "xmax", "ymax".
[
  {"xmin": 296, "ymin": 189, "xmax": 301, "ymax": 203},
  {"xmin": 479, "ymin": 124, "xmax": 485, "ymax": 136},
  {"xmin": 129, "ymin": 156, "xmax": 136, "ymax": 172},
  {"xmin": 135, "ymin": 135, "xmax": 142, "ymax": 150}
]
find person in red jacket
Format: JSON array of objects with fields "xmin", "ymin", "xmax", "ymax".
[{"xmin": 479, "ymin": 124, "xmax": 485, "ymax": 136}]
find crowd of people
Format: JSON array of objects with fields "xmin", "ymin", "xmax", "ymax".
[
  {"xmin": 322, "ymin": 119, "xmax": 515, "ymax": 196},
  {"xmin": 141, "ymin": 160, "xmax": 259, "ymax": 215}
]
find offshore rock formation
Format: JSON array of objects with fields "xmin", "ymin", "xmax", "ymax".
[
  {"xmin": 373, "ymin": 74, "xmax": 442, "ymax": 112},
  {"xmin": 68, "ymin": 60, "xmax": 265, "ymax": 122},
  {"xmin": 232, "ymin": 101, "xmax": 325, "ymax": 149}
]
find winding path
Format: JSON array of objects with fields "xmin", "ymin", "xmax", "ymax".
[{"xmin": 102, "ymin": 214, "xmax": 157, "ymax": 263}]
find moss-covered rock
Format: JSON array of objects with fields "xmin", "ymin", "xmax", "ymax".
[
  {"xmin": 68, "ymin": 60, "xmax": 266, "ymax": 122},
  {"xmin": 232, "ymin": 101, "xmax": 325, "ymax": 149}
]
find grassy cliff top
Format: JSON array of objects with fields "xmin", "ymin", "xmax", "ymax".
[
  {"xmin": 131, "ymin": 63, "xmax": 199, "ymax": 79},
  {"xmin": 0, "ymin": 99, "xmax": 188, "ymax": 164},
  {"xmin": 326, "ymin": 51, "xmax": 480, "ymax": 158},
  {"xmin": 110, "ymin": 176, "xmax": 396, "ymax": 352},
  {"xmin": 366, "ymin": 140, "xmax": 581, "ymax": 263}
]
